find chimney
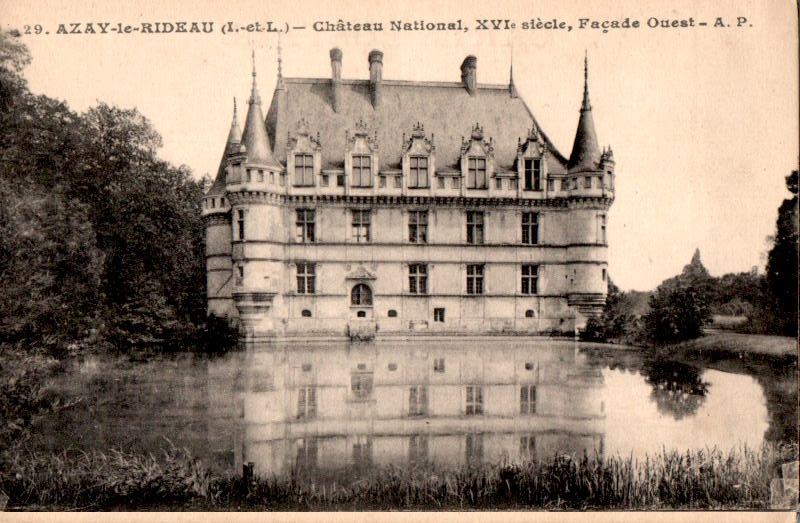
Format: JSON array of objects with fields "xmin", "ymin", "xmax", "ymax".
[
  {"xmin": 330, "ymin": 47, "xmax": 342, "ymax": 112},
  {"xmin": 460, "ymin": 55, "xmax": 477, "ymax": 96},
  {"xmin": 368, "ymin": 49, "xmax": 383, "ymax": 109}
]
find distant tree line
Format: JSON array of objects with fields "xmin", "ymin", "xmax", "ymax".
[
  {"xmin": 0, "ymin": 29, "xmax": 235, "ymax": 354},
  {"xmin": 584, "ymin": 170, "xmax": 798, "ymax": 344}
]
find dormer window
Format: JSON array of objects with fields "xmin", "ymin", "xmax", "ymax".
[
  {"xmin": 294, "ymin": 154, "xmax": 314, "ymax": 186},
  {"xmin": 524, "ymin": 159, "xmax": 541, "ymax": 191},
  {"xmin": 403, "ymin": 123, "xmax": 435, "ymax": 189},
  {"xmin": 288, "ymin": 118, "xmax": 321, "ymax": 188},
  {"xmin": 409, "ymin": 157, "xmax": 429, "ymax": 188},
  {"xmin": 351, "ymin": 155, "xmax": 373, "ymax": 187},
  {"xmin": 467, "ymin": 157, "xmax": 487, "ymax": 189}
]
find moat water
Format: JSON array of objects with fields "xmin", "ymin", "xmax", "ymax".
[{"xmin": 32, "ymin": 339, "xmax": 797, "ymax": 481}]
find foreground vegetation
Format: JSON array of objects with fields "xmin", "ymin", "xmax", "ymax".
[{"xmin": 1, "ymin": 444, "xmax": 795, "ymax": 511}]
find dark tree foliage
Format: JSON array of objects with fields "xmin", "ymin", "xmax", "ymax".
[
  {"xmin": 764, "ymin": 171, "xmax": 798, "ymax": 337},
  {"xmin": 0, "ymin": 29, "xmax": 214, "ymax": 352},
  {"xmin": 643, "ymin": 250, "xmax": 713, "ymax": 343}
]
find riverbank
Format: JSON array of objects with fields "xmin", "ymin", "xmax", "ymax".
[
  {"xmin": 1, "ymin": 444, "xmax": 796, "ymax": 511},
  {"xmin": 597, "ymin": 330, "xmax": 796, "ymax": 361}
]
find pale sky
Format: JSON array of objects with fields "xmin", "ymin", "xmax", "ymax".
[{"xmin": 3, "ymin": 0, "xmax": 798, "ymax": 291}]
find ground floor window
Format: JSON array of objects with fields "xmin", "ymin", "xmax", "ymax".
[
  {"xmin": 466, "ymin": 385, "xmax": 483, "ymax": 415},
  {"xmin": 351, "ymin": 284, "xmax": 372, "ymax": 306},
  {"xmin": 434, "ymin": 307, "xmax": 445, "ymax": 322},
  {"xmin": 409, "ymin": 386, "xmax": 428, "ymax": 416},
  {"xmin": 520, "ymin": 385, "xmax": 536, "ymax": 414}
]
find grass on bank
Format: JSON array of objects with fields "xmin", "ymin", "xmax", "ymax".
[{"xmin": 1, "ymin": 443, "xmax": 796, "ymax": 511}]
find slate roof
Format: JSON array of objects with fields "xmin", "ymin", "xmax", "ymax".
[
  {"xmin": 207, "ymin": 100, "xmax": 242, "ymax": 196},
  {"xmin": 567, "ymin": 56, "xmax": 601, "ymax": 173},
  {"xmin": 265, "ymin": 78, "xmax": 569, "ymax": 174},
  {"xmin": 205, "ymin": 55, "xmax": 603, "ymax": 196}
]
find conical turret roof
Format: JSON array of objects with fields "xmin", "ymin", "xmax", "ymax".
[
  {"xmin": 206, "ymin": 98, "xmax": 243, "ymax": 195},
  {"xmin": 568, "ymin": 54, "xmax": 601, "ymax": 173},
  {"xmin": 239, "ymin": 52, "xmax": 282, "ymax": 168}
]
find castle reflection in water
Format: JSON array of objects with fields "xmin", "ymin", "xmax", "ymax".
[{"xmin": 228, "ymin": 341, "xmax": 605, "ymax": 477}]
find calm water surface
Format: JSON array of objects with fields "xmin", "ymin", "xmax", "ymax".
[{"xmin": 32, "ymin": 340, "xmax": 796, "ymax": 481}]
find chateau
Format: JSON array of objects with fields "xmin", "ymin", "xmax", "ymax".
[{"xmin": 201, "ymin": 47, "xmax": 616, "ymax": 339}]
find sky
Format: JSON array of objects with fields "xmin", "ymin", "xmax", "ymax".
[{"xmin": 3, "ymin": 0, "xmax": 798, "ymax": 291}]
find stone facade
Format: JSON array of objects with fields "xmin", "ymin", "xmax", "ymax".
[{"xmin": 202, "ymin": 48, "xmax": 615, "ymax": 339}]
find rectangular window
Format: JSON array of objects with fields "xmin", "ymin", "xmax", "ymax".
[
  {"xmin": 409, "ymin": 435, "xmax": 429, "ymax": 463},
  {"xmin": 409, "ymin": 386, "xmax": 428, "ymax": 416},
  {"xmin": 520, "ymin": 385, "xmax": 537, "ymax": 414},
  {"xmin": 280, "ymin": 173, "xmax": 286, "ymax": 186},
  {"xmin": 379, "ymin": 176, "xmax": 387, "ymax": 188},
  {"xmin": 547, "ymin": 178, "xmax": 554, "ymax": 191},
  {"xmin": 521, "ymin": 264, "xmax": 539, "ymax": 295},
  {"xmin": 510, "ymin": 178, "xmax": 518, "ymax": 190},
  {"xmin": 296, "ymin": 438, "xmax": 318, "ymax": 470},
  {"xmin": 246, "ymin": 169, "xmax": 252, "ymax": 183},
  {"xmin": 522, "ymin": 212, "xmax": 539, "ymax": 245},
  {"xmin": 466, "ymin": 433, "xmax": 484, "ymax": 462},
  {"xmin": 269, "ymin": 172, "xmax": 275, "ymax": 184},
  {"xmin": 437, "ymin": 177, "xmax": 445, "ymax": 189},
  {"xmin": 257, "ymin": 170, "xmax": 264, "ymax": 182},
  {"xmin": 294, "ymin": 154, "xmax": 314, "ymax": 186},
  {"xmin": 560, "ymin": 179, "xmax": 568, "ymax": 191},
  {"xmin": 409, "ymin": 156, "xmax": 429, "ymax": 188},
  {"xmin": 466, "ymin": 264, "xmax": 484, "ymax": 295},
  {"xmin": 600, "ymin": 214, "xmax": 607, "ymax": 244},
  {"xmin": 451, "ymin": 177, "xmax": 460, "ymax": 189},
  {"xmin": 237, "ymin": 209, "xmax": 245, "ymax": 240},
  {"xmin": 433, "ymin": 357, "xmax": 445, "ymax": 372},
  {"xmin": 466, "ymin": 211, "xmax": 484, "ymax": 245},
  {"xmin": 394, "ymin": 175, "xmax": 402, "ymax": 188},
  {"xmin": 296, "ymin": 209, "xmax": 315, "ymax": 243},
  {"xmin": 467, "ymin": 157, "xmax": 487, "ymax": 189},
  {"xmin": 235, "ymin": 265, "xmax": 244, "ymax": 286},
  {"xmin": 524, "ymin": 159, "xmax": 542, "ymax": 191},
  {"xmin": 408, "ymin": 210, "xmax": 428, "ymax": 243},
  {"xmin": 584, "ymin": 176, "xmax": 592, "ymax": 189},
  {"xmin": 433, "ymin": 307, "xmax": 445, "ymax": 323},
  {"xmin": 321, "ymin": 174, "xmax": 329, "ymax": 187},
  {"xmin": 351, "ymin": 209, "xmax": 371, "ymax": 243},
  {"xmin": 351, "ymin": 155, "xmax": 372, "ymax": 187},
  {"xmin": 296, "ymin": 263, "xmax": 316, "ymax": 294},
  {"xmin": 520, "ymin": 435, "xmax": 536, "ymax": 458},
  {"xmin": 351, "ymin": 372, "xmax": 374, "ymax": 398},
  {"xmin": 337, "ymin": 174, "xmax": 345, "ymax": 187},
  {"xmin": 465, "ymin": 385, "xmax": 483, "ymax": 415},
  {"xmin": 352, "ymin": 436, "xmax": 373, "ymax": 466},
  {"xmin": 408, "ymin": 264, "xmax": 428, "ymax": 294},
  {"xmin": 297, "ymin": 386, "xmax": 317, "ymax": 419}
]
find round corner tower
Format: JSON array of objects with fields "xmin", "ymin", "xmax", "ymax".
[{"xmin": 564, "ymin": 54, "xmax": 615, "ymax": 323}]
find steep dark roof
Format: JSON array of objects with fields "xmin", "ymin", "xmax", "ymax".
[
  {"xmin": 567, "ymin": 57, "xmax": 601, "ymax": 173},
  {"xmin": 240, "ymin": 71, "xmax": 282, "ymax": 170},
  {"xmin": 265, "ymin": 78, "xmax": 568, "ymax": 174},
  {"xmin": 207, "ymin": 100, "xmax": 242, "ymax": 196}
]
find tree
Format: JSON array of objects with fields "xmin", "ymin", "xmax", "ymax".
[
  {"xmin": 764, "ymin": 170, "xmax": 798, "ymax": 336},
  {"xmin": 644, "ymin": 250, "xmax": 712, "ymax": 343},
  {"xmin": 0, "ymin": 28, "xmax": 208, "ymax": 351}
]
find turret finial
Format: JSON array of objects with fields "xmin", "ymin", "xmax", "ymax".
[
  {"xmin": 249, "ymin": 49, "xmax": 261, "ymax": 105},
  {"xmin": 509, "ymin": 44, "xmax": 518, "ymax": 98},
  {"xmin": 582, "ymin": 50, "xmax": 591, "ymax": 111},
  {"xmin": 277, "ymin": 34, "xmax": 283, "ymax": 79},
  {"xmin": 275, "ymin": 34, "xmax": 285, "ymax": 90}
]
